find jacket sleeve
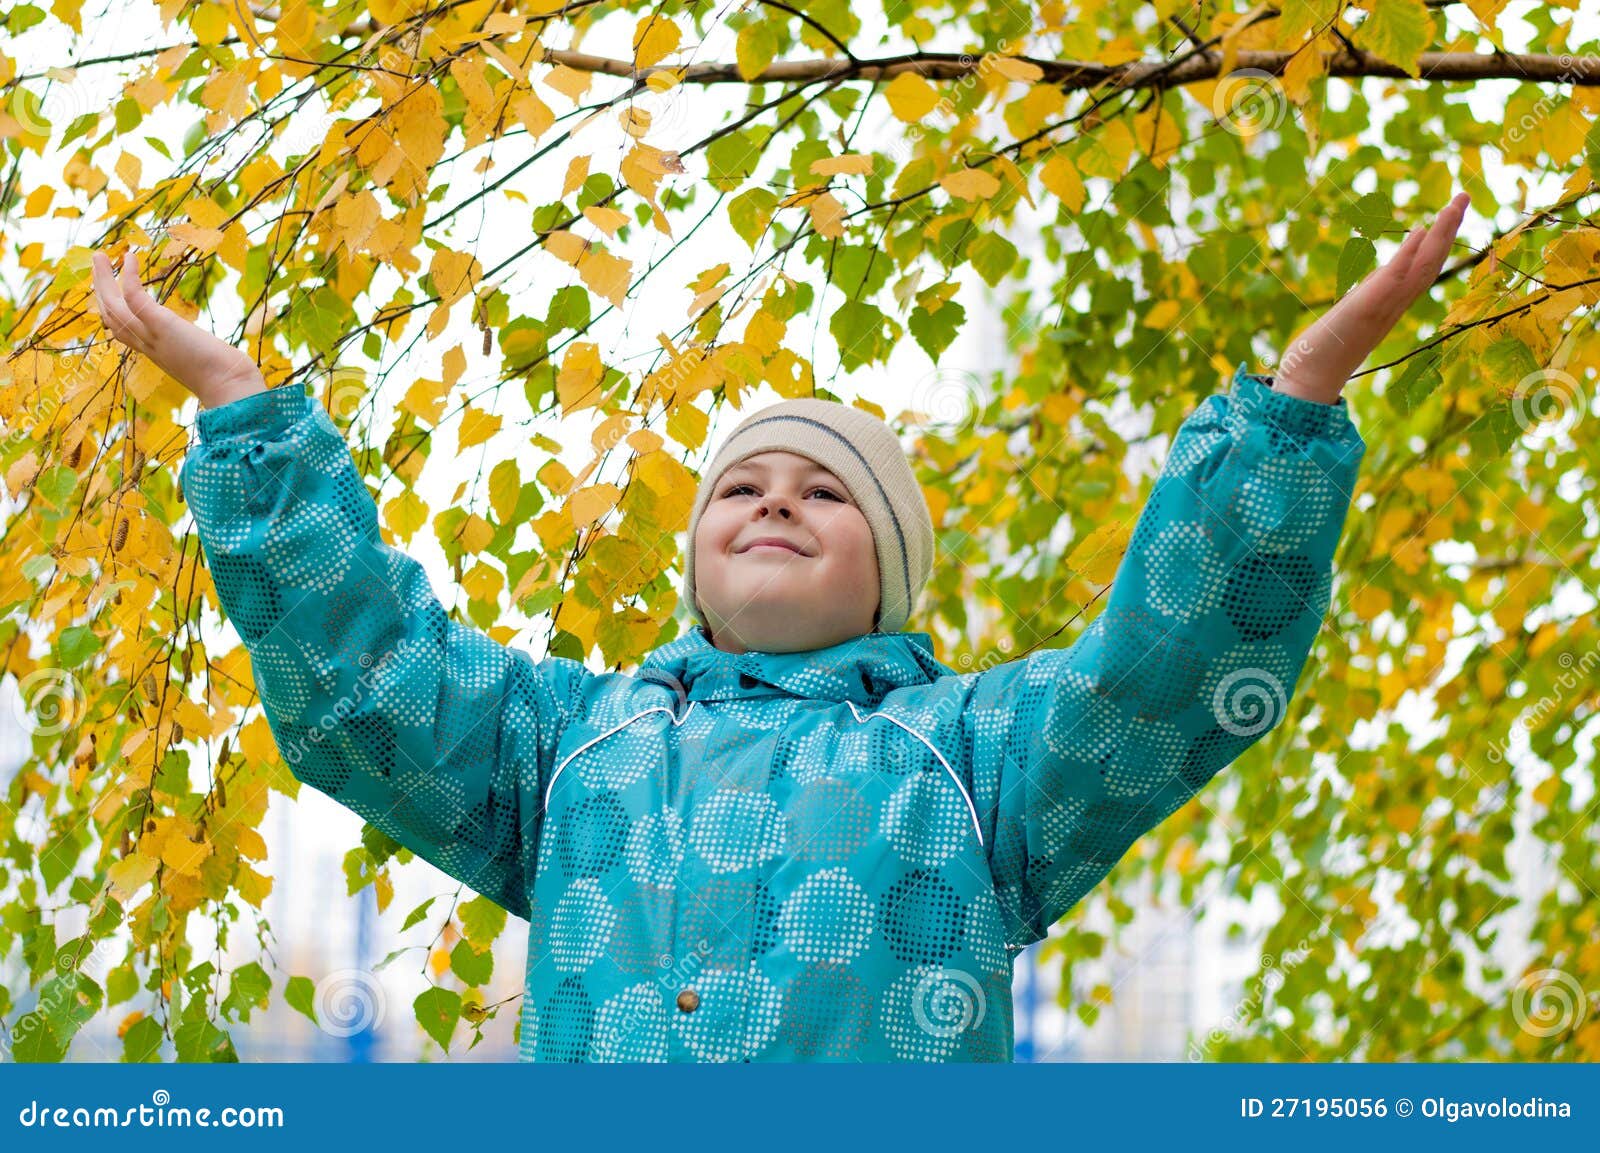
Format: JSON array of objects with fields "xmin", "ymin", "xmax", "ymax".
[
  {"xmin": 179, "ymin": 384, "xmax": 590, "ymax": 921},
  {"xmin": 962, "ymin": 362, "xmax": 1366, "ymax": 947}
]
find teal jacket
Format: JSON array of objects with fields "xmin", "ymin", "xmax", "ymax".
[{"xmin": 180, "ymin": 364, "xmax": 1364, "ymax": 1061}]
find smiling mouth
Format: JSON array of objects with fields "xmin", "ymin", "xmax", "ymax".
[{"xmin": 742, "ymin": 544, "xmax": 807, "ymax": 555}]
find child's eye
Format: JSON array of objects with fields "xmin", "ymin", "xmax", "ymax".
[{"xmin": 721, "ymin": 483, "xmax": 844, "ymax": 501}]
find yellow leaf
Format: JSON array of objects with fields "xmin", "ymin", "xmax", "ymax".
[
  {"xmin": 236, "ymin": 864, "xmax": 273, "ymax": 909},
  {"xmin": 489, "ymin": 460, "xmax": 521, "ymax": 523},
  {"xmin": 1039, "ymin": 153, "xmax": 1085, "ymax": 213},
  {"xmin": 383, "ymin": 491, "xmax": 429, "ymax": 543},
  {"xmin": 462, "ymin": 561, "xmax": 504, "ymax": 603},
  {"xmin": 582, "ymin": 205, "xmax": 631, "ymax": 236},
  {"xmin": 1133, "ymin": 103, "xmax": 1183, "ymax": 168},
  {"xmin": 627, "ymin": 429, "xmax": 664, "ymax": 454},
  {"xmin": 810, "ymin": 153, "xmax": 875, "ymax": 177},
  {"xmin": 544, "ymin": 229, "xmax": 589, "ymax": 265},
  {"xmin": 427, "ymin": 246, "xmax": 481, "ymax": 308},
  {"xmin": 458, "ymin": 513, "xmax": 495, "ymax": 555},
  {"xmin": 578, "ymin": 248, "xmax": 632, "ymax": 307},
  {"xmin": 539, "ymin": 458, "xmax": 576, "ymax": 497},
  {"xmin": 807, "ymin": 192, "xmax": 846, "ymax": 238},
  {"xmin": 569, "ymin": 483, "xmax": 622, "ymax": 527},
  {"xmin": 1142, "ymin": 299, "xmax": 1182, "ymax": 329},
  {"xmin": 667, "ymin": 399, "xmax": 709, "ymax": 449},
  {"xmin": 400, "ymin": 376, "xmax": 450, "ymax": 425},
  {"xmin": 513, "ymin": 89, "xmax": 555, "ymax": 141},
  {"xmin": 1532, "ymin": 773, "xmax": 1560, "ymax": 807},
  {"xmin": 557, "ymin": 343, "xmax": 606, "ymax": 414},
  {"xmin": 633, "ymin": 14, "xmax": 681, "ymax": 69},
  {"xmin": 166, "ymin": 222, "xmax": 223, "ymax": 254},
  {"xmin": 106, "ymin": 853, "xmax": 158, "ymax": 900},
  {"xmin": 986, "ymin": 153, "xmax": 1034, "ymax": 208},
  {"xmin": 1067, "ymin": 518, "xmax": 1132, "ymax": 585},
  {"xmin": 1475, "ymin": 659, "xmax": 1506, "ymax": 700},
  {"xmin": 235, "ymin": 826, "xmax": 268, "ymax": 861},
  {"xmin": 458, "ymin": 405, "xmax": 502, "ymax": 449},
  {"xmin": 544, "ymin": 64, "xmax": 591, "ymax": 104},
  {"xmin": 161, "ymin": 829, "xmax": 213, "ymax": 875},
  {"xmin": 1389, "ymin": 803, "xmax": 1421, "ymax": 836},
  {"xmin": 238, "ymin": 715, "xmax": 279, "ymax": 766},
  {"xmin": 744, "ymin": 309, "xmax": 785, "ymax": 356},
  {"xmin": 939, "ymin": 167, "xmax": 1001, "ymax": 202},
  {"xmin": 987, "ymin": 55, "xmax": 1044, "ymax": 83},
  {"xmin": 885, "ymin": 72, "xmax": 939, "ymax": 123},
  {"xmin": 562, "ymin": 154, "xmax": 590, "ymax": 199}
]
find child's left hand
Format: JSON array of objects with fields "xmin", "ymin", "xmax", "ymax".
[{"xmin": 1272, "ymin": 191, "xmax": 1472, "ymax": 405}]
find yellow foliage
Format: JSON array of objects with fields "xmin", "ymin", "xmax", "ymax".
[{"xmin": 885, "ymin": 72, "xmax": 939, "ymax": 123}]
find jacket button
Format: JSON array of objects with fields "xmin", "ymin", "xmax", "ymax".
[{"xmin": 676, "ymin": 988, "xmax": 700, "ymax": 1013}]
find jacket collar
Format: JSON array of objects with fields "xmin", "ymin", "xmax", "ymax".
[{"xmin": 638, "ymin": 625, "xmax": 953, "ymax": 709}]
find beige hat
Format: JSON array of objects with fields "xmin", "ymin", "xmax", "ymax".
[{"xmin": 683, "ymin": 398, "xmax": 935, "ymax": 635}]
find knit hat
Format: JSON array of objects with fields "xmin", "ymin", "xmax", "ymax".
[{"xmin": 683, "ymin": 398, "xmax": 935, "ymax": 636}]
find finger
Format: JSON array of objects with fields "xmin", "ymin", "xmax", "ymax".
[
  {"xmin": 1416, "ymin": 193, "xmax": 1469, "ymax": 271},
  {"xmin": 91, "ymin": 251, "xmax": 121, "ymax": 308}
]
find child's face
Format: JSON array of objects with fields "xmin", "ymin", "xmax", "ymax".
[{"xmin": 693, "ymin": 450, "xmax": 880, "ymax": 653}]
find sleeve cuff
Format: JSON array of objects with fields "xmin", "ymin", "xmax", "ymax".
[
  {"xmin": 1230, "ymin": 360, "xmax": 1354, "ymax": 442},
  {"xmin": 194, "ymin": 384, "xmax": 312, "ymax": 447}
]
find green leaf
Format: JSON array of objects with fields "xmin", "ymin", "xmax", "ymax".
[
  {"xmin": 458, "ymin": 894, "xmax": 506, "ymax": 945},
  {"xmin": 1340, "ymin": 190, "xmax": 1395, "ymax": 241},
  {"xmin": 967, "ymin": 232, "xmax": 1019, "ymax": 288},
  {"xmin": 828, "ymin": 300, "xmax": 896, "ymax": 372},
  {"xmin": 1336, "ymin": 236, "xmax": 1377, "ymax": 298},
  {"xmin": 173, "ymin": 1016, "xmax": 238, "ymax": 1062},
  {"xmin": 373, "ymin": 946, "xmax": 416, "ymax": 972},
  {"xmin": 39, "ymin": 820, "xmax": 86, "ymax": 894},
  {"xmin": 105, "ymin": 962, "xmax": 139, "ymax": 1008},
  {"xmin": 57, "ymin": 624, "xmax": 102, "ymax": 668},
  {"xmin": 735, "ymin": 22, "xmax": 779, "ymax": 82},
  {"xmin": 400, "ymin": 896, "xmax": 437, "ymax": 933},
  {"xmin": 1352, "ymin": 0, "xmax": 1434, "ymax": 79},
  {"xmin": 728, "ymin": 188, "xmax": 779, "ymax": 249},
  {"xmin": 546, "ymin": 285, "xmax": 590, "ymax": 334},
  {"xmin": 414, "ymin": 986, "xmax": 462, "ymax": 1051},
  {"xmin": 450, "ymin": 940, "xmax": 494, "ymax": 987},
  {"xmin": 221, "ymin": 961, "xmax": 272, "ymax": 1023},
  {"xmin": 360, "ymin": 822, "xmax": 402, "ymax": 866},
  {"xmin": 8, "ymin": 973, "xmax": 101, "ymax": 1062},
  {"xmin": 706, "ymin": 128, "xmax": 762, "ymax": 193},
  {"xmin": 908, "ymin": 299, "xmax": 966, "ymax": 360},
  {"xmin": 1387, "ymin": 349, "xmax": 1444, "ymax": 414},
  {"xmin": 284, "ymin": 975, "xmax": 318, "ymax": 1026},
  {"xmin": 6, "ymin": 5, "xmax": 47, "ymax": 35},
  {"xmin": 36, "ymin": 466, "xmax": 78, "ymax": 509},
  {"xmin": 121, "ymin": 1014, "xmax": 164, "ymax": 1062}
]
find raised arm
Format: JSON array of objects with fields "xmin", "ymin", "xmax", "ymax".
[
  {"xmin": 963, "ymin": 364, "xmax": 1366, "ymax": 946},
  {"xmin": 177, "ymin": 387, "xmax": 591, "ymax": 920}
]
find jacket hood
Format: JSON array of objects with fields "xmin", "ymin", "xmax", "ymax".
[{"xmin": 637, "ymin": 625, "xmax": 955, "ymax": 709}]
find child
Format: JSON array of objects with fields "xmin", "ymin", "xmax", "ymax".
[{"xmin": 89, "ymin": 193, "xmax": 1470, "ymax": 1062}]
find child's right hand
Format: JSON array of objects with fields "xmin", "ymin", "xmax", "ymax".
[{"xmin": 91, "ymin": 248, "xmax": 267, "ymax": 410}]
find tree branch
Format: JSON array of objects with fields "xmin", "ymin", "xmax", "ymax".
[{"xmin": 538, "ymin": 47, "xmax": 1600, "ymax": 89}]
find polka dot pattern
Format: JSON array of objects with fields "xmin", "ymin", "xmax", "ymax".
[{"xmin": 181, "ymin": 363, "xmax": 1362, "ymax": 1062}]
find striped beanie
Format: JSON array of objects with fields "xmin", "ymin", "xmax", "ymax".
[{"xmin": 683, "ymin": 397, "xmax": 935, "ymax": 636}]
